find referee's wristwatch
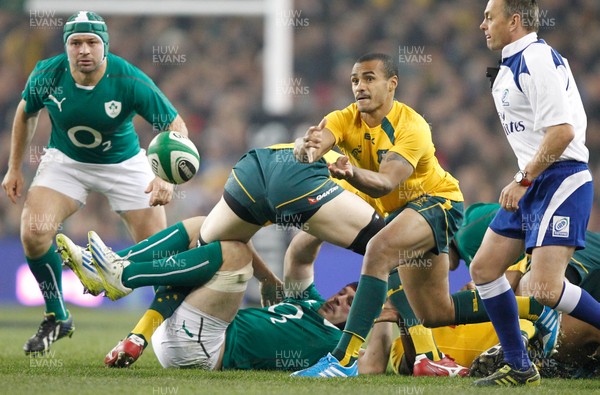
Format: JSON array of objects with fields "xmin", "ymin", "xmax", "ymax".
[{"xmin": 514, "ymin": 170, "xmax": 532, "ymax": 187}]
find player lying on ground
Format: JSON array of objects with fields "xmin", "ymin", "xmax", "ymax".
[
  {"xmin": 56, "ymin": 145, "xmax": 385, "ymax": 361},
  {"xmin": 359, "ymin": 299, "xmax": 540, "ymax": 376},
  {"xmin": 362, "ymin": 202, "xmax": 600, "ymax": 378},
  {"xmin": 66, "ymin": 180, "xmax": 557, "ymax": 372},
  {"xmin": 88, "ymin": 145, "xmax": 388, "ymax": 368},
  {"xmin": 289, "ymin": 52, "xmax": 556, "ymax": 380},
  {"xmin": 450, "ymin": 202, "xmax": 600, "ymax": 378},
  {"xmin": 58, "ymin": 224, "xmax": 415, "ymax": 371}
]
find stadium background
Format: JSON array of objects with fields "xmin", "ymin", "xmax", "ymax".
[{"xmin": 0, "ymin": 0, "xmax": 599, "ymax": 310}]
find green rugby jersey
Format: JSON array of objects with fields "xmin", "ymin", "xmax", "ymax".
[
  {"xmin": 221, "ymin": 284, "xmax": 342, "ymax": 370},
  {"xmin": 22, "ymin": 53, "xmax": 177, "ymax": 164},
  {"xmin": 453, "ymin": 202, "xmax": 505, "ymax": 268}
]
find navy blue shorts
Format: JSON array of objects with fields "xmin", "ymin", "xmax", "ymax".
[{"xmin": 490, "ymin": 161, "xmax": 593, "ymax": 253}]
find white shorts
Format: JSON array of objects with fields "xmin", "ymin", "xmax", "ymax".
[
  {"xmin": 152, "ymin": 302, "xmax": 229, "ymax": 370},
  {"xmin": 31, "ymin": 148, "xmax": 155, "ymax": 212}
]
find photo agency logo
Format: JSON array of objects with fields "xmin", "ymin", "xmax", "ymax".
[
  {"xmin": 280, "ymin": 282, "xmax": 310, "ymax": 300},
  {"xmin": 275, "ymin": 213, "xmax": 310, "ymax": 232},
  {"xmin": 29, "ymin": 349, "xmax": 64, "ymax": 369},
  {"xmin": 29, "ymin": 78, "xmax": 63, "ymax": 98},
  {"xmin": 398, "ymin": 45, "xmax": 432, "ymax": 64},
  {"xmin": 275, "ymin": 349, "xmax": 310, "ymax": 369},
  {"xmin": 397, "ymin": 386, "xmax": 425, "ymax": 395},
  {"xmin": 152, "ymin": 45, "xmax": 187, "ymax": 66},
  {"xmin": 277, "ymin": 77, "xmax": 310, "ymax": 96},
  {"xmin": 277, "ymin": 9, "xmax": 309, "ymax": 28},
  {"xmin": 29, "ymin": 145, "xmax": 47, "ymax": 165},
  {"xmin": 151, "ymin": 114, "xmax": 173, "ymax": 132},
  {"xmin": 523, "ymin": 8, "xmax": 556, "ymax": 29},
  {"xmin": 398, "ymin": 249, "xmax": 432, "ymax": 268},
  {"xmin": 30, "ymin": 10, "xmax": 63, "ymax": 29},
  {"xmin": 152, "ymin": 252, "xmax": 188, "ymax": 269},
  {"xmin": 29, "ymin": 213, "xmax": 63, "ymax": 233}
]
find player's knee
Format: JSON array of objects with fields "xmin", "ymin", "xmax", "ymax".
[
  {"xmin": 363, "ymin": 235, "xmax": 400, "ymax": 274},
  {"xmin": 469, "ymin": 259, "xmax": 487, "ymax": 284},
  {"xmin": 20, "ymin": 217, "xmax": 54, "ymax": 255},
  {"xmin": 348, "ymin": 212, "xmax": 385, "ymax": 256}
]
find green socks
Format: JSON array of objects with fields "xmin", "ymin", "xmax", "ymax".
[
  {"xmin": 117, "ymin": 222, "xmax": 190, "ymax": 263},
  {"xmin": 332, "ymin": 275, "xmax": 387, "ymax": 366},
  {"xmin": 387, "ymin": 269, "xmax": 442, "ymax": 360},
  {"xmin": 148, "ymin": 285, "xmax": 191, "ymax": 320},
  {"xmin": 452, "ymin": 289, "xmax": 545, "ymax": 324},
  {"xmin": 122, "ymin": 241, "xmax": 223, "ymax": 289},
  {"xmin": 27, "ymin": 246, "xmax": 68, "ymax": 320}
]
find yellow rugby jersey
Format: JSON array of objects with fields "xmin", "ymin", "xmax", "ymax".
[
  {"xmin": 267, "ymin": 143, "xmax": 386, "ymax": 217},
  {"xmin": 325, "ymin": 101, "xmax": 463, "ymax": 213},
  {"xmin": 389, "ymin": 321, "xmax": 535, "ymax": 371}
]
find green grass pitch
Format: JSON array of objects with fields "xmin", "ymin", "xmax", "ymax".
[{"xmin": 0, "ymin": 306, "xmax": 598, "ymax": 394}]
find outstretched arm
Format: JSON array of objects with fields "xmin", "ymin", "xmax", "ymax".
[
  {"xmin": 329, "ymin": 151, "xmax": 414, "ymax": 198},
  {"xmin": 294, "ymin": 118, "xmax": 336, "ymax": 163},
  {"xmin": 248, "ymin": 240, "xmax": 283, "ymax": 307},
  {"xmin": 283, "ymin": 231, "xmax": 324, "ymax": 296}
]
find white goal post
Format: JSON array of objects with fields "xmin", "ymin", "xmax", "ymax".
[{"xmin": 25, "ymin": 0, "xmax": 293, "ymax": 115}]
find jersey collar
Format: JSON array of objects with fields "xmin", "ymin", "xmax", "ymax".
[{"xmin": 501, "ymin": 32, "xmax": 538, "ymax": 60}]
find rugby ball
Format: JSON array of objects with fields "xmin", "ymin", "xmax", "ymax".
[{"xmin": 147, "ymin": 131, "xmax": 200, "ymax": 184}]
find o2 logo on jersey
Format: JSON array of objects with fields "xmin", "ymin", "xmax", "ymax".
[
  {"xmin": 552, "ymin": 216, "xmax": 570, "ymax": 238},
  {"xmin": 268, "ymin": 303, "xmax": 305, "ymax": 324},
  {"xmin": 67, "ymin": 126, "xmax": 112, "ymax": 151}
]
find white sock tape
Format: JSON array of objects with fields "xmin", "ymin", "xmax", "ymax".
[{"xmin": 205, "ymin": 261, "xmax": 253, "ymax": 293}]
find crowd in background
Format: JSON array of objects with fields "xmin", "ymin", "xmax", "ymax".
[{"xmin": 1, "ymin": 0, "xmax": 599, "ymax": 242}]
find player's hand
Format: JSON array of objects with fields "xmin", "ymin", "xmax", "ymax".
[
  {"xmin": 294, "ymin": 118, "xmax": 327, "ymax": 163},
  {"xmin": 374, "ymin": 302, "xmax": 401, "ymax": 324},
  {"xmin": 145, "ymin": 177, "xmax": 174, "ymax": 206},
  {"xmin": 328, "ymin": 156, "xmax": 354, "ymax": 179},
  {"xmin": 499, "ymin": 180, "xmax": 527, "ymax": 212},
  {"xmin": 1, "ymin": 169, "xmax": 24, "ymax": 204},
  {"xmin": 259, "ymin": 275, "xmax": 284, "ymax": 307},
  {"xmin": 459, "ymin": 281, "xmax": 476, "ymax": 291}
]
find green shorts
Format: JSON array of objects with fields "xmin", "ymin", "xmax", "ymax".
[
  {"xmin": 385, "ymin": 195, "xmax": 464, "ymax": 255},
  {"xmin": 223, "ymin": 148, "xmax": 344, "ymax": 226}
]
